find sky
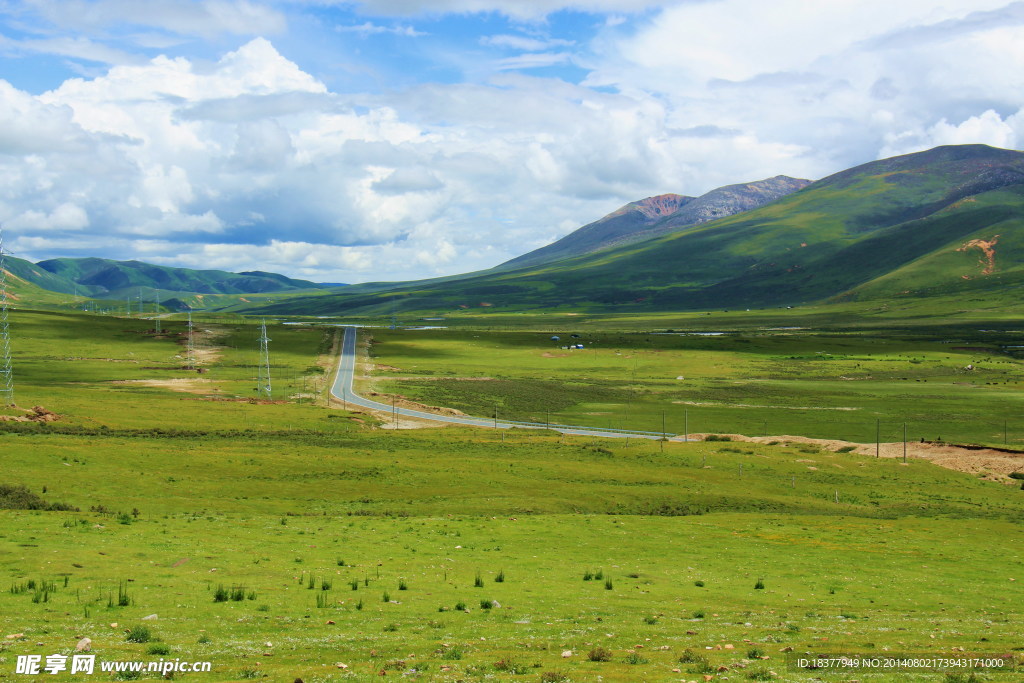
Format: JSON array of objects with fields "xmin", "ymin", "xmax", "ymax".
[{"xmin": 1, "ymin": 0, "xmax": 1023, "ymax": 284}]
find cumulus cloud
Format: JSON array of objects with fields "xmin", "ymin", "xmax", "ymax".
[{"xmin": 3, "ymin": 1, "xmax": 1024, "ymax": 285}]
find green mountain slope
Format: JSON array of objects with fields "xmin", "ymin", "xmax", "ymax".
[
  {"xmin": 500, "ymin": 176, "xmax": 810, "ymax": 270},
  {"xmin": 246, "ymin": 144, "xmax": 1024, "ymax": 316},
  {"xmin": 36, "ymin": 258, "xmax": 329, "ymax": 296}
]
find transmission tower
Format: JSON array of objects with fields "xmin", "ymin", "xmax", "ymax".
[
  {"xmin": 185, "ymin": 311, "xmax": 196, "ymax": 369},
  {"xmin": 0, "ymin": 228, "xmax": 14, "ymax": 405},
  {"xmin": 153, "ymin": 292, "xmax": 161, "ymax": 334},
  {"xmin": 257, "ymin": 319, "xmax": 272, "ymax": 400}
]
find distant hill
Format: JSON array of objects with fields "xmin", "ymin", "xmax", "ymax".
[
  {"xmin": 501, "ymin": 176, "xmax": 809, "ymax": 270},
  {"xmin": 245, "ymin": 144, "xmax": 1024, "ymax": 315}
]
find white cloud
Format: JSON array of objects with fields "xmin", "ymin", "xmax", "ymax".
[
  {"xmin": 335, "ymin": 21, "xmax": 426, "ymax": 37},
  {"xmin": 481, "ymin": 34, "xmax": 574, "ymax": 51},
  {"xmin": 22, "ymin": 0, "xmax": 286, "ymax": 38},
  {"xmin": 340, "ymin": 0, "xmax": 664, "ymax": 21},
  {"xmin": 4, "ymin": 1, "xmax": 1024, "ymax": 284}
]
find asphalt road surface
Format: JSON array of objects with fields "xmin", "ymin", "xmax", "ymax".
[{"xmin": 330, "ymin": 326, "xmax": 675, "ymax": 440}]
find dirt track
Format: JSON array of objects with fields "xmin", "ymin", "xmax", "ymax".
[{"xmin": 683, "ymin": 432, "xmax": 1024, "ymax": 480}]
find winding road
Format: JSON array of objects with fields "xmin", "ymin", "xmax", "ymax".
[{"xmin": 330, "ymin": 325, "xmax": 674, "ymax": 440}]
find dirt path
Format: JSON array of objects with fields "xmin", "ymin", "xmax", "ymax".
[{"xmin": 680, "ymin": 432, "xmax": 1024, "ymax": 481}]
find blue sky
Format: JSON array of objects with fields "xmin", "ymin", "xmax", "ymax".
[{"xmin": 1, "ymin": 0, "xmax": 1022, "ymax": 282}]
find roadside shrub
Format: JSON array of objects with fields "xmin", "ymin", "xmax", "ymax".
[{"xmin": 125, "ymin": 626, "xmax": 152, "ymax": 643}]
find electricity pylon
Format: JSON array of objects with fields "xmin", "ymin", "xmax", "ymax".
[
  {"xmin": 0, "ymin": 228, "xmax": 14, "ymax": 405},
  {"xmin": 257, "ymin": 320, "xmax": 272, "ymax": 400}
]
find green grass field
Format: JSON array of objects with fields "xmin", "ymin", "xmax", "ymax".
[
  {"xmin": 1, "ymin": 309, "xmax": 1023, "ymax": 682},
  {"xmin": 364, "ymin": 325, "xmax": 1024, "ymax": 447}
]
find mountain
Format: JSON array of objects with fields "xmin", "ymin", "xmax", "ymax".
[
  {"xmin": 245, "ymin": 144, "xmax": 1024, "ymax": 315},
  {"xmin": 501, "ymin": 176, "xmax": 810, "ymax": 270}
]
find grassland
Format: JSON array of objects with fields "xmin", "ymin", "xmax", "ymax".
[
  {"xmin": 364, "ymin": 324, "xmax": 1024, "ymax": 447},
  {"xmin": 1, "ymin": 309, "xmax": 1023, "ymax": 682}
]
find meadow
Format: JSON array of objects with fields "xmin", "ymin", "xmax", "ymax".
[{"xmin": 1, "ymin": 308, "xmax": 1022, "ymax": 682}]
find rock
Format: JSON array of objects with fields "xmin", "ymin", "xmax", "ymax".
[
  {"xmin": 704, "ymin": 676, "xmax": 714, "ymax": 682},
  {"xmin": 326, "ymin": 620, "xmax": 335, "ymax": 625},
  {"xmin": 265, "ymin": 642, "xmax": 273, "ymax": 647},
  {"xmin": 109, "ymin": 623, "xmax": 118, "ymax": 628},
  {"xmin": 491, "ymin": 600, "xmax": 501, "ymax": 608},
  {"xmin": 141, "ymin": 614, "xmax": 158, "ymax": 621},
  {"xmin": 5, "ymin": 634, "xmax": 25, "ymax": 640},
  {"xmin": 724, "ymin": 643, "xmax": 735, "ymax": 650},
  {"xmin": 780, "ymin": 646, "xmax": 794, "ymax": 652},
  {"xmin": 75, "ymin": 638, "xmax": 92, "ymax": 652},
  {"xmin": 335, "ymin": 663, "xmax": 348, "ymax": 669},
  {"xmin": 686, "ymin": 630, "xmax": 698, "ymax": 635},
  {"xmin": 561, "ymin": 651, "xmax": 572, "ymax": 658},
  {"xmin": 717, "ymin": 665, "xmax": 730, "ymax": 672}
]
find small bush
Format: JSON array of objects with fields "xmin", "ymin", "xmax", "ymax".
[
  {"xmin": 692, "ymin": 609, "xmax": 706, "ymax": 619},
  {"xmin": 604, "ymin": 578, "xmax": 613, "ymax": 590},
  {"xmin": 382, "ymin": 591, "xmax": 391, "ymax": 603},
  {"xmin": 239, "ymin": 668, "xmax": 260, "ymax": 679},
  {"xmin": 494, "ymin": 569, "xmax": 505, "ymax": 583},
  {"xmin": 594, "ymin": 569, "xmax": 604, "ymax": 580},
  {"xmin": 754, "ymin": 578, "xmax": 765, "ymax": 590},
  {"xmin": 125, "ymin": 626, "xmax": 152, "ymax": 643},
  {"xmin": 455, "ymin": 601, "xmax": 467, "ymax": 611},
  {"xmin": 355, "ymin": 599, "xmax": 363, "ymax": 611},
  {"xmin": 480, "ymin": 599, "xmax": 493, "ymax": 609},
  {"xmin": 213, "ymin": 585, "xmax": 229, "ymax": 602},
  {"xmin": 539, "ymin": 672, "xmax": 569, "ymax": 682},
  {"xmin": 587, "ymin": 647, "xmax": 612, "ymax": 662},
  {"xmin": 474, "ymin": 572, "xmax": 483, "ymax": 588},
  {"xmin": 197, "ymin": 634, "xmax": 211, "ymax": 644},
  {"xmin": 493, "ymin": 658, "xmax": 528, "ymax": 674},
  {"xmin": 442, "ymin": 646, "xmax": 463, "ymax": 661},
  {"xmin": 383, "ymin": 623, "xmax": 398, "ymax": 632},
  {"xmin": 398, "ymin": 579, "xmax": 408, "ymax": 591},
  {"xmin": 643, "ymin": 615, "xmax": 658, "ymax": 625},
  {"xmin": 624, "ymin": 651, "xmax": 648, "ymax": 665},
  {"xmin": 747, "ymin": 669, "xmax": 774, "ymax": 681},
  {"xmin": 147, "ymin": 644, "xmax": 170, "ymax": 656},
  {"xmin": 704, "ymin": 434, "xmax": 731, "ymax": 442},
  {"xmin": 836, "ymin": 445, "xmax": 856, "ymax": 453},
  {"xmin": 230, "ymin": 586, "xmax": 246, "ymax": 601},
  {"xmin": 678, "ymin": 649, "xmax": 701, "ymax": 663},
  {"xmin": 694, "ymin": 580, "xmax": 705, "ymax": 587},
  {"xmin": 582, "ymin": 570, "xmax": 593, "ymax": 581},
  {"xmin": 349, "ymin": 578, "xmax": 359, "ymax": 591},
  {"xmin": 747, "ymin": 647, "xmax": 765, "ymax": 659}
]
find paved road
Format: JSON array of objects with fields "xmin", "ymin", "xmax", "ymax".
[{"xmin": 330, "ymin": 326, "xmax": 674, "ymax": 440}]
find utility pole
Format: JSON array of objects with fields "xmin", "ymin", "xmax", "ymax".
[
  {"xmin": 153, "ymin": 292, "xmax": 161, "ymax": 334},
  {"xmin": 0, "ymin": 228, "xmax": 14, "ymax": 406},
  {"xmin": 684, "ymin": 408, "xmax": 688, "ymax": 443},
  {"xmin": 185, "ymin": 311, "xmax": 196, "ymax": 369},
  {"xmin": 875, "ymin": 419, "xmax": 880, "ymax": 458},
  {"xmin": 257, "ymin": 319, "xmax": 272, "ymax": 399},
  {"xmin": 903, "ymin": 422, "xmax": 907, "ymax": 464}
]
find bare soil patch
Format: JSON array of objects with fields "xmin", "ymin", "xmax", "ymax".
[
  {"xmin": 678, "ymin": 432, "xmax": 1024, "ymax": 480},
  {"xmin": 0, "ymin": 406, "xmax": 61, "ymax": 423},
  {"xmin": 112, "ymin": 378, "xmax": 217, "ymax": 394}
]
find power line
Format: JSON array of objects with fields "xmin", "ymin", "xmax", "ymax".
[{"xmin": 0, "ymin": 227, "xmax": 14, "ymax": 406}]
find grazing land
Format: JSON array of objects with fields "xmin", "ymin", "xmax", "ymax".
[{"xmin": 1, "ymin": 309, "xmax": 1022, "ymax": 682}]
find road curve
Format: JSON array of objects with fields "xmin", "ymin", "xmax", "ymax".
[{"xmin": 330, "ymin": 326, "xmax": 674, "ymax": 440}]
